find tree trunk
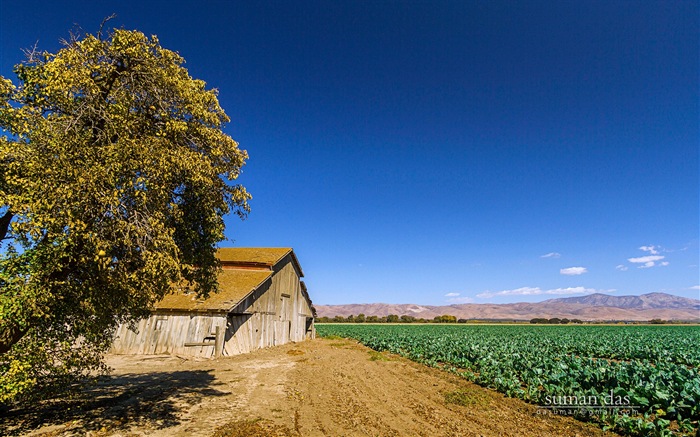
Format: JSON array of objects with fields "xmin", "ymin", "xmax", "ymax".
[
  {"xmin": 0, "ymin": 211, "xmax": 12, "ymax": 241},
  {"xmin": 0, "ymin": 323, "xmax": 27, "ymax": 356}
]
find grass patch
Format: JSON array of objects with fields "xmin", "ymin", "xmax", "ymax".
[
  {"xmin": 323, "ymin": 335, "xmax": 354, "ymax": 347},
  {"xmin": 444, "ymin": 389, "xmax": 488, "ymax": 407},
  {"xmin": 211, "ymin": 418, "xmax": 292, "ymax": 437},
  {"xmin": 328, "ymin": 341, "xmax": 352, "ymax": 347},
  {"xmin": 368, "ymin": 350, "xmax": 390, "ymax": 361}
]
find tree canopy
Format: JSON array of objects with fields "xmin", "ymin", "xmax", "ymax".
[{"xmin": 0, "ymin": 28, "xmax": 250, "ymax": 403}]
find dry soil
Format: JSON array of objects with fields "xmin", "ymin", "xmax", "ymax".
[{"xmin": 2, "ymin": 338, "xmax": 619, "ymax": 437}]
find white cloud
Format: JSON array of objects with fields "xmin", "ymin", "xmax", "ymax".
[
  {"xmin": 444, "ymin": 292, "xmax": 473, "ymax": 303},
  {"xmin": 616, "ymin": 265, "xmax": 629, "ymax": 271},
  {"xmin": 628, "ymin": 255, "xmax": 664, "ymax": 263},
  {"xmin": 446, "ymin": 296, "xmax": 474, "ymax": 304},
  {"xmin": 551, "ymin": 287, "xmax": 614, "ymax": 295},
  {"xmin": 476, "ymin": 286, "xmax": 611, "ymax": 298},
  {"xmin": 628, "ymin": 255, "xmax": 665, "ymax": 268},
  {"xmin": 541, "ymin": 252, "xmax": 561, "ymax": 259},
  {"xmin": 560, "ymin": 266, "xmax": 588, "ymax": 276},
  {"xmin": 477, "ymin": 287, "xmax": 540, "ymax": 298},
  {"xmin": 639, "ymin": 245, "xmax": 659, "ymax": 255},
  {"xmin": 689, "ymin": 285, "xmax": 700, "ymax": 290},
  {"xmin": 622, "ymin": 245, "xmax": 672, "ymax": 269}
]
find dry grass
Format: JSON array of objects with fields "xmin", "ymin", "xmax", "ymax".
[
  {"xmin": 210, "ymin": 419, "xmax": 293, "ymax": 437},
  {"xmin": 444, "ymin": 389, "xmax": 489, "ymax": 407}
]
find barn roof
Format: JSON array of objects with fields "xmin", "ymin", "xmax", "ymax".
[
  {"xmin": 217, "ymin": 247, "xmax": 304, "ymax": 277},
  {"xmin": 154, "ymin": 248, "xmax": 306, "ymax": 312},
  {"xmin": 156, "ymin": 270, "xmax": 273, "ymax": 312},
  {"xmin": 217, "ymin": 247, "xmax": 291, "ymax": 265}
]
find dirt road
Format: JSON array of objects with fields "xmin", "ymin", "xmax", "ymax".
[{"xmin": 4, "ymin": 338, "xmax": 617, "ymax": 436}]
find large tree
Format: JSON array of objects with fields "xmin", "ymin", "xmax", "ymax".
[{"xmin": 0, "ymin": 28, "xmax": 250, "ymax": 403}]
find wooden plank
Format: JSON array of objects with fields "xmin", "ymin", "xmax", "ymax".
[{"xmin": 214, "ymin": 325, "xmax": 222, "ymax": 358}]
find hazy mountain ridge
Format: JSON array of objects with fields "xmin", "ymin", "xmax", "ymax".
[
  {"xmin": 316, "ymin": 292, "xmax": 700, "ymax": 321},
  {"xmin": 545, "ymin": 292, "xmax": 700, "ymax": 309}
]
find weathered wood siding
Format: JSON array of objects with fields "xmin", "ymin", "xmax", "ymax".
[
  {"xmin": 111, "ymin": 312, "xmax": 227, "ymax": 358},
  {"xmin": 222, "ymin": 254, "xmax": 315, "ymax": 356},
  {"xmin": 111, "ymin": 253, "xmax": 315, "ymax": 357}
]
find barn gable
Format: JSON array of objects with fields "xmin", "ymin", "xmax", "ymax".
[{"xmin": 111, "ymin": 248, "xmax": 315, "ymax": 357}]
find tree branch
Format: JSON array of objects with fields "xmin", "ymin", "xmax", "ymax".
[
  {"xmin": 0, "ymin": 211, "xmax": 12, "ymax": 241},
  {"xmin": 98, "ymin": 14, "xmax": 117, "ymax": 41},
  {"xmin": 0, "ymin": 323, "xmax": 28, "ymax": 356}
]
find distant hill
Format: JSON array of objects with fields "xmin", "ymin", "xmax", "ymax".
[
  {"xmin": 545, "ymin": 292, "xmax": 700, "ymax": 309},
  {"xmin": 315, "ymin": 292, "xmax": 700, "ymax": 322}
]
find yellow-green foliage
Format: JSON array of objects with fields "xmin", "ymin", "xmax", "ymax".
[{"xmin": 0, "ymin": 28, "xmax": 250, "ymax": 403}]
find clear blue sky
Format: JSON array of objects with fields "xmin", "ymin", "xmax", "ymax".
[{"xmin": 1, "ymin": 1, "xmax": 698, "ymax": 305}]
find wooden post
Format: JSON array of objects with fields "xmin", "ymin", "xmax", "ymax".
[{"xmin": 214, "ymin": 325, "xmax": 222, "ymax": 358}]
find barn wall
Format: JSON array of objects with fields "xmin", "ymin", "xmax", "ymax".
[
  {"xmin": 111, "ymin": 312, "xmax": 227, "ymax": 358},
  {"xmin": 222, "ymin": 254, "xmax": 314, "ymax": 356},
  {"xmin": 111, "ymin": 253, "xmax": 315, "ymax": 358}
]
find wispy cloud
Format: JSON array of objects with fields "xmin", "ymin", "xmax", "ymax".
[
  {"xmin": 622, "ymin": 245, "xmax": 669, "ymax": 269},
  {"xmin": 689, "ymin": 285, "xmax": 700, "ymax": 290},
  {"xmin": 560, "ymin": 266, "xmax": 587, "ymax": 276},
  {"xmin": 628, "ymin": 255, "xmax": 666, "ymax": 268},
  {"xmin": 541, "ymin": 252, "xmax": 561, "ymax": 259},
  {"xmin": 616, "ymin": 265, "xmax": 629, "ymax": 271},
  {"xmin": 639, "ymin": 245, "xmax": 659, "ymax": 255},
  {"xmin": 444, "ymin": 292, "xmax": 474, "ymax": 303},
  {"xmin": 447, "ymin": 296, "xmax": 474, "ymax": 304},
  {"xmin": 629, "ymin": 255, "xmax": 664, "ymax": 263},
  {"xmin": 476, "ymin": 286, "xmax": 611, "ymax": 298}
]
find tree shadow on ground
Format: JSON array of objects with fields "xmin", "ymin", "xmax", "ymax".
[{"xmin": 0, "ymin": 369, "xmax": 229, "ymax": 436}]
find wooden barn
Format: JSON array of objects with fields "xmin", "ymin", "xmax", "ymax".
[{"xmin": 111, "ymin": 248, "xmax": 315, "ymax": 358}]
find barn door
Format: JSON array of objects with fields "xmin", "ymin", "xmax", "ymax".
[
  {"xmin": 280, "ymin": 293, "xmax": 291, "ymax": 321},
  {"xmin": 273, "ymin": 320, "xmax": 291, "ymax": 345}
]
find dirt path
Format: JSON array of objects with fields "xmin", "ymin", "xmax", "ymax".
[{"xmin": 4, "ymin": 338, "xmax": 618, "ymax": 437}]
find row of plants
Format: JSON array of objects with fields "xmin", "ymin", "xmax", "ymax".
[{"xmin": 317, "ymin": 324, "xmax": 700, "ymax": 436}]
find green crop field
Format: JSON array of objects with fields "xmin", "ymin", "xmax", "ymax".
[{"xmin": 317, "ymin": 324, "xmax": 700, "ymax": 436}]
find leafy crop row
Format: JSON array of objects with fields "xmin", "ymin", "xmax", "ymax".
[{"xmin": 317, "ymin": 324, "xmax": 700, "ymax": 436}]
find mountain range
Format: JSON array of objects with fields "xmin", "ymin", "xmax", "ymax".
[{"xmin": 315, "ymin": 292, "xmax": 700, "ymax": 322}]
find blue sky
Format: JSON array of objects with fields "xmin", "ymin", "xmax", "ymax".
[{"xmin": 1, "ymin": 1, "xmax": 698, "ymax": 305}]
